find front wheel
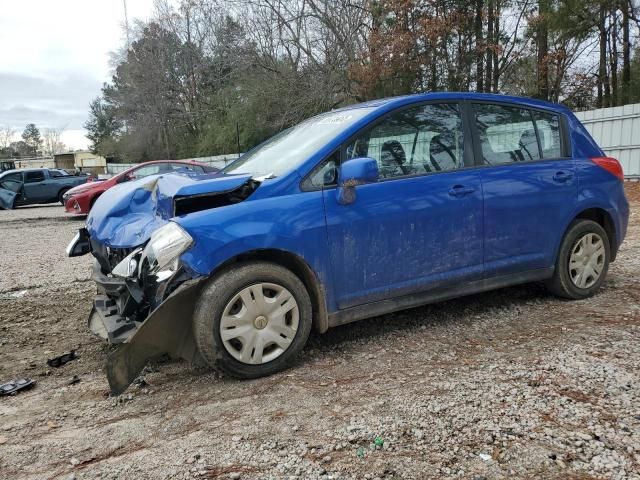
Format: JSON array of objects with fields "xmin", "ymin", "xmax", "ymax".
[
  {"xmin": 193, "ymin": 262, "xmax": 312, "ymax": 378},
  {"xmin": 546, "ymin": 219, "xmax": 610, "ymax": 299},
  {"xmin": 58, "ymin": 188, "xmax": 70, "ymax": 205}
]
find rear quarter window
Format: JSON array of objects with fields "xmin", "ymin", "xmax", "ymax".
[{"xmin": 532, "ymin": 110, "xmax": 564, "ymax": 158}]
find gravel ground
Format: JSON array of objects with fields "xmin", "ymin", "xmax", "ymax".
[{"xmin": 0, "ymin": 187, "xmax": 639, "ymax": 480}]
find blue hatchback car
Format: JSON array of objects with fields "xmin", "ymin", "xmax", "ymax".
[{"xmin": 67, "ymin": 93, "xmax": 629, "ymax": 393}]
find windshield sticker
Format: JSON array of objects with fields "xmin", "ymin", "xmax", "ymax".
[{"xmin": 316, "ymin": 114, "xmax": 353, "ymax": 125}]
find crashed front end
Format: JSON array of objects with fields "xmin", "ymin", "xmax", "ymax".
[
  {"xmin": 87, "ymin": 222, "xmax": 196, "ymax": 343},
  {"xmin": 67, "ymin": 172, "xmax": 258, "ymax": 394}
]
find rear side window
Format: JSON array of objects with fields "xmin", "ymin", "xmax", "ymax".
[
  {"xmin": 473, "ymin": 104, "xmax": 540, "ymax": 164},
  {"xmin": 133, "ymin": 165, "xmax": 162, "ymax": 179},
  {"xmin": 25, "ymin": 171, "xmax": 45, "ymax": 183},
  {"xmin": 532, "ymin": 111, "xmax": 563, "ymax": 158},
  {"xmin": 170, "ymin": 163, "xmax": 204, "ymax": 173}
]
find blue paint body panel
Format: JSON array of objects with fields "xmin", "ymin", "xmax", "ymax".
[
  {"xmin": 324, "ymin": 170, "xmax": 484, "ymax": 309},
  {"xmin": 84, "ymin": 92, "xmax": 629, "ymax": 321}
]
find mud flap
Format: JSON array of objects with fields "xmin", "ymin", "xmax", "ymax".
[
  {"xmin": 0, "ymin": 188, "xmax": 17, "ymax": 210},
  {"xmin": 106, "ymin": 278, "xmax": 205, "ymax": 395}
]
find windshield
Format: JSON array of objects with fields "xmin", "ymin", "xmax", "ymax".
[{"xmin": 223, "ymin": 107, "xmax": 376, "ymax": 177}]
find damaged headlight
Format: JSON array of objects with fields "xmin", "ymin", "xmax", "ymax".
[{"xmin": 141, "ymin": 222, "xmax": 193, "ymax": 275}]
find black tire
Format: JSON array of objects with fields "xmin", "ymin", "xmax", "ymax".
[
  {"xmin": 89, "ymin": 194, "xmax": 100, "ymax": 210},
  {"xmin": 546, "ymin": 219, "xmax": 610, "ymax": 299},
  {"xmin": 58, "ymin": 188, "xmax": 70, "ymax": 205},
  {"xmin": 193, "ymin": 261, "xmax": 313, "ymax": 379}
]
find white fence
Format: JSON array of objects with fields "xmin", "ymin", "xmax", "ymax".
[
  {"xmin": 106, "ymin": 153, "xmax": 240, "ymax": 175},
  {"xmin": 574, "ymin": 103, "xmax": 640, "ymax": 177}
]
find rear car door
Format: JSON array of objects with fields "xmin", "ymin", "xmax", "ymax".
[
  {"xmin": 471, "ymin": 102, "xmax": 576, "ymax": 276},
  {"xmin": 23, "ymin": 170, "xmax": 49, "ymax": 202},
  {"xmin": 322, "ymin": 102, "xmax": 484, "ymax": 310}
]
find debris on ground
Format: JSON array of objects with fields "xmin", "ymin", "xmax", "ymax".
[
  {"xmin": 132, "ymin": 376, "xmax": 149, "ymax": 389},
  {"xmin": 1, "ymin": 377, "xmax": 34, "ymax": 396},
  {"xmin": 68, "ymin": 375, "xmax": 81, "ymax": 386},
  {"xmin": 46, "ymin": 350, "xmax": 78, "ymax": 368}
]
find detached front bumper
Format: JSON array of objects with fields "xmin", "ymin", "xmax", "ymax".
[
  {"xmin": 68, "ymin": 223, "xmax": 207, "ymax": 394},
  {"xmin": 88, "ymin": 260, "xmax": 207, "ymax": 394},
  {"xmin": 105, "ymin": 276, "xmax": 206, "ymax": 395},
  {"xmin": 88, "ymin": 261, "xmax": 146, "ymax": 343}
]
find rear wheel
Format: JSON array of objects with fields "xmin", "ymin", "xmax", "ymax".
[
  {"xmin": 193, "ymin": 262, "xmax": 312, "ymax": 378},
  {"xmin": 546, "ymin": 219, "xmax": 610, "ymax": 299}
]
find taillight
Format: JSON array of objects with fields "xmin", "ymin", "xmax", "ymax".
[{"xmin": 591, "ymin": 156, "xmax": 624, "ymax": 181}]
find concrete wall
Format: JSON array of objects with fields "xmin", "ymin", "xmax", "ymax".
[{"xmin": 574, "ymin": 103, "xmax": 640, "ymax": 177}]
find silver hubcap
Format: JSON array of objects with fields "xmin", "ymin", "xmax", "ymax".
[
  {"xmin": 220, "ymin": 283, "xmax": 299, "ymax": 365},
  {"xmin": 569, "ymin": 233, "xmax": 605, "ymax": 289}
]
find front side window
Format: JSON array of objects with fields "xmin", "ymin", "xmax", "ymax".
[
  {"xmin": 0, "ymin": 172, "xmax": 23, "ymax": 192},
  {"xmin": 25, "ymin": 171, "xmax": 45, "ymax": 183},
  {"xmin": 346, "ymin": 103, "xmax": 465, "ymax": 179},
  {"xmin": 302, "ymin": 151, "xmax": 339, "ymax": 190},
  {"xmin": 474, "ymin": 104, "xmax": 541, "ymax": 164}
]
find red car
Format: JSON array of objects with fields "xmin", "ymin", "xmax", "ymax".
[{"xmin": 63, "ymin": 160, "xmax": 217, "ymax": 215}]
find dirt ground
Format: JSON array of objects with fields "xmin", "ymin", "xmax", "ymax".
[{"xmin": 1, "ymin": 186, "xmax": 639, "ymax": 480}]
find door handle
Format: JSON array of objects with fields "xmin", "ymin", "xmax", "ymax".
[
  {"xmin": 553, "ymin": 171, "xmax": 573, "ymax": 183},
  {"xmin": 448, "ymin": 185, "xmax": 476, "ymax": 197}
]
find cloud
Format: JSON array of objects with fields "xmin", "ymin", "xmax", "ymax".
[
  {"xmin": 0, "ymin": 0, "xmax": 155, "ymax": 149},
  {"xmin": 0, "ymin": 73, "xmax": 102, "ymax": 130}
]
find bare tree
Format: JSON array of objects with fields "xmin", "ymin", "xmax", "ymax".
[
  {"xmin": 0, "ymin": 125, "xmax": 15, "ymax": 149},
  {"xmin": 42, "ymin": 126, "xmax": 67, "ymax": 156}
]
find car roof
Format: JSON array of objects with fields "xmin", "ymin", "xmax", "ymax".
[
  {"xmin": 0, "ymin": 168, "xmax": 45, "ymax": 175},
  {"xmin": 335, "ymin": 92, "xmax": 571, "ymax": 115},
  {"xmin": 116, "ymin": 159, "xmax": 208, "ymax": 177}
]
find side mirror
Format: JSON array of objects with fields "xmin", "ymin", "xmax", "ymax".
[
  {"xmin": 117, "ymin": 173, "xmax": 134, "ymax": 184},
  {"xmin": 336, "ymin": 157, "xmax": 378, "ymax": 205}
]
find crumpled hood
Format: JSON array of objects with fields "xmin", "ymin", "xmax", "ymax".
[{"xmin": 86, "ymin": 172, "xmax": 254, "ymax": 248}]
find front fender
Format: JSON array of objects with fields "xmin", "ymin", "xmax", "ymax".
[{"xmin": 176, "ymin": 190, "xmax": 336, "ymax": 310}]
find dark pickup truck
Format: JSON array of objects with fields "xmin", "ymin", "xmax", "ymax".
[{"xmin": 0, "ymin": 168, "xmax": 91, "ymax": 209}]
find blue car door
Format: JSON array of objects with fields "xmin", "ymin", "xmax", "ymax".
[
  {"xmin": 322, "ymin": 102, "xmax": 484, "ymax": 310},
  {"xmin": 471, "ymin": 102, "xmax": 577, "ymax": 276}
]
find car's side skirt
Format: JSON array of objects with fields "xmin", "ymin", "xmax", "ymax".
[{"xmin": 327, "ymin": 267, "xmax": 555, "ymax": 328}]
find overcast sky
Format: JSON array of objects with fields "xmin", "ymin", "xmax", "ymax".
[{"xmin": 0, "ymin": 0, "xmax": 156, "ymax": 150}]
